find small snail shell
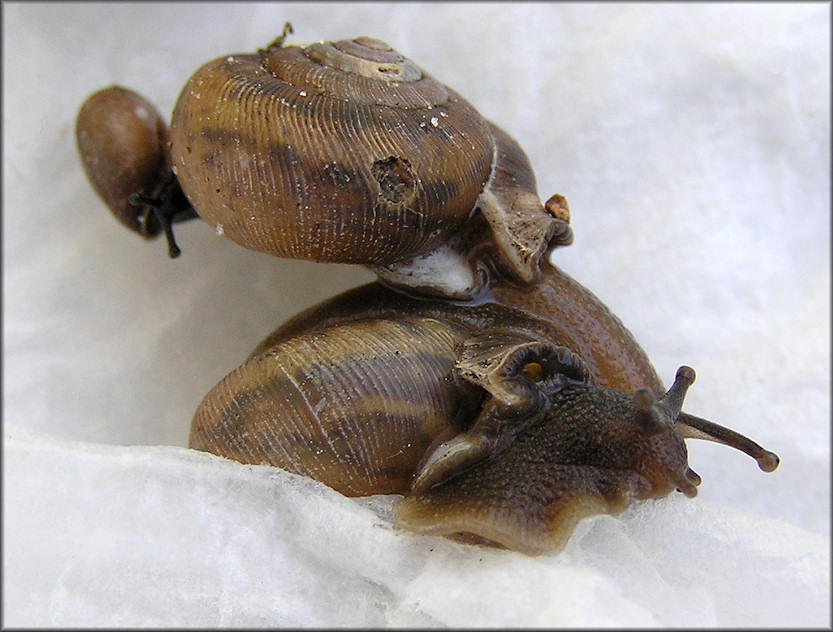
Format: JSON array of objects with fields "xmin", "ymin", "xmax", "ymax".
[
  {"xmin": 169, "ymin": 31, "xmax": 571, "ymax": 297},
  {"xmin": 75, "ymin": 86, "xmax": 171, "ymax": 238},
  {"xmin": 190, "ymin": 283, "xmax": 779, "ymax": 554},
  {"xmin": 75, "ymin": 86, "xmax": 196, "ymax": 256}
]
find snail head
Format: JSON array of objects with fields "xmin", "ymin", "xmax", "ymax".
[{"xmin": 397, "ymin": 362, "xmax": 780, "ymax": 555}]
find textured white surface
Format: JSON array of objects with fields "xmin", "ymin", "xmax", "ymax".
[{"xmin": 4, "ymin": 3, "xmax": 829, "ymax": 627}]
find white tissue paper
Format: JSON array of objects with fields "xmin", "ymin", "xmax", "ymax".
[{"xmin": 4, "ymin": 3, "xmax": 829, "ymax": 627}]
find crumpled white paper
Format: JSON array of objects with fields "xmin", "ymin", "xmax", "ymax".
[{"xmin": 4, "ymin": 3, "xmax": 829, "ymax": 627}]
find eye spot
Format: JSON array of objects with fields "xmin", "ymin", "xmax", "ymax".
[{"xmin": 522, "ymin": 362, "xmax": 544, "ymax": 381}]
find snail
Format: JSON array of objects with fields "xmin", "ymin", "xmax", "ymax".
[
  {"xmin": 75, "ymin": 86, "xmax": 197, "ymax": 257},
  {"xmin": 190, "ymin": 270, "xmax": 779, "ymax": 555},
  {"xmin": 75, "ymin": 25, "xmax": 572, "ymax": 298},
  {"xmin": 76, "ymin": 26, "xmax": 779, "ymax": 555}
]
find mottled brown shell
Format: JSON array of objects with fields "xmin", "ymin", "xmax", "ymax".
[
  {"xmin": 76, "ymin": 86, "xmax": 170, "ymax": 237},
  {"xmin": 190, "ymin": 315, "xmax": 484, "ymax": 495},
  {"xmin": 170, "ymin": 35, "xmax": 570, "ymax": 297}
]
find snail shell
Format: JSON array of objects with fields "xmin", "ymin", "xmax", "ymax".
[
  {"xmin": 252, "ymin": 260, "xmax": 665, "ymax": 398},
  {"xmin": 191, "ymin": 314, "xmax": 484, "ymax": 495},
  {"xmin": 190, "ymin": 295, "xmax": 560, "ymax": 496},
  {"xmin": 190, "ymin": 282, "xmax": 779, "ymax": 554},
  {"xmin": 75, "ymin": 86, "xmax": 171, "ymax": 238},
  {"xmin": 169, "ymin": 33, "xmax": 571, "ymax": 297}
]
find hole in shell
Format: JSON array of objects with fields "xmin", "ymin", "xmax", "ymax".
[{"xmin": 372, "ymin": 156, "xmax": 416, "ymax": 206}]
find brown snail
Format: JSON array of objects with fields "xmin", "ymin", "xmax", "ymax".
[
  {"xmin": 75, "ymin": 86, "xmax": 196, "ymax": 257},
  {"xmin": 75, "ymin": 25, "xmax": 572, "ymax": 297},
  {"xmin": 190, "ymin": 272, "xmax": 779, "ymax": 555},
  {"xmin": 76, "ymin": 27, "xmax": 780, "ymax": 555}
]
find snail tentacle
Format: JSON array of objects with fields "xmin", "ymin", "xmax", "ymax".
[
  {"xmin": 259, "ymin": 21, "xmax": 294, "ymax": 53},
  {"xmin": 675, "ymin": 411, "xmax": 781, "ymax": 472},
  {"xmin": 128, "ymin": 173, "xmax": 197, "ymax": 258}
]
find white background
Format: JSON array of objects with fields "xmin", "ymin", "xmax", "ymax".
[{"xmin": 4, "ymin": 2, "xmax": 829, "ymax": 627}]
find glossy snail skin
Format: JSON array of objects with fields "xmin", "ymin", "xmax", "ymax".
[
  {"xmin": 168, "ymin": 32, "xmax": 571, "ymax": 297},
  {"xmin": 397, "ymin": 367, "xmax": 702, "ymax": 555},
  {"xmin": 190, "ymin": 280, "xmax": 779, "ymax": 554},
  {"xmin": 489, "ymin": 260, "xmax": 666, "ymax": 398}
]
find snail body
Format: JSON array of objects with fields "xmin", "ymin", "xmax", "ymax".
[
  {"xmin": 191, "ymin": 277, "xmax": 779, "ymax": 554},
  {"xmin": 76, "ymin": 29, "xmax": 572, "ymax": 297}
]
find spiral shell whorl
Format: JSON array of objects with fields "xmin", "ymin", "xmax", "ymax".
[
  {"xmin": 272, "ymin": 37, "xmax": 444, "ymax": 107},
  {"xmin": 190, "ymin": 316, "xmax": 482, "ymax": 496},
  {"xmin": 170, "ymin": 36, "xmax": 494, "ymax": 264}
]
